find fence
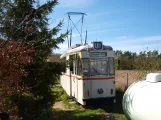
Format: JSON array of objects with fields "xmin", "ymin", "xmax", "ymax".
[{"xmin": 115, "ymin": 70, "xmax": 161, "ymax": 90}]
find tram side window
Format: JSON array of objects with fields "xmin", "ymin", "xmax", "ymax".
[
  {"xmin": 82, "ymin": 59, "xmax": 89, "ymax": 77},
  {"xmin": 69, "ymin": 54, "xmax": 78, "ymax": 74},
  {"xmin": 77, "ymin": 56, "xmax": 82, "ymax": 76},
  {"xmin": 74, "ymin": 54, "xmax": 78, "ymax": 75},
  {"xmin": 109, "ymin": 57, "xmax": 115, "ymax": 75},
  {"xmin": 69, "ymin": 55, "xmax": 74, "ymax": 74}
]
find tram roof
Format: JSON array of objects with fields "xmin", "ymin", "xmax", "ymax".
[{"xmin": 60, "ymin": 43, "xmax": 113, "ymax": 58}]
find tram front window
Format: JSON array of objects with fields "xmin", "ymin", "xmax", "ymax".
[{"xmin": 90, "ymin": 60, "xmax": 108, "ymax": 76}]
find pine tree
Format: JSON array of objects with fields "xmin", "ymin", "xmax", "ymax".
[{"xmin": 0, "ymin": 0, "xmax": 66, "ymax": 118}]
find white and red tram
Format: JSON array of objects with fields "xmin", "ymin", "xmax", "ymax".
[{"xmin": 60, "ymin": 41, "xmax": 116, "ymax": 105}]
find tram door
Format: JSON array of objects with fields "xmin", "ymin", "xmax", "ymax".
[
  {"xmin": 70, "ymin": 55, "xmax": 78, "ymax": 99},
  {"xmin": 82, "ymin": 59, "xmax": 91, "ymax": 99},
  {"xmin": 69, "ymin": 67, "xmax": 72, "ymax": 97},
  {"xmin": 67, "ymin": 55, "xmax": 72, "ymax": 97},
  {"xmin": 73, "ymin": 60, "xmax": 78, "ymax": 99}
]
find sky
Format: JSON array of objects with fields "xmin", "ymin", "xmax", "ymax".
[{"xmin": 40, "ymin": 0, "xmax": 161, "ymax": 54}]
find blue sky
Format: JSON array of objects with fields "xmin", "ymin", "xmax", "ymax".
[{"xmin": 40, "ymin": 0, "xmax": 161, "ymax": 54}]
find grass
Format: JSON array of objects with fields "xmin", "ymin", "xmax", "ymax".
[
  {"xmin": 51, "ymin": 83, "xmax": 128, "ymax": 120},
  {"xmin": 113, "ymin": 113, "xmax": 128, "ymax": 120},
  {"xmin": 52, "ymin": 84, "xmax": 70, "ymax": 102},
  {"xmin": 52, "ymin": 109, "xmax": 128, "ymax": 120},
  {"xmin": 53, "ymin": 109, "xmax": 103, "ymax": 120}
]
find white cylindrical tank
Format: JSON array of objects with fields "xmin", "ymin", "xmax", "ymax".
[{"xmin": 122, "ymin": 73, "xmax": 161, "ymax": 120}]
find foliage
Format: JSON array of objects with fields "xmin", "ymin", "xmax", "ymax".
[
  {"xmin": 0, "ymin": 40, "xmax": 34, "ymax": 115},
  {"xmin": 0, "ymin": 0, "xmax": 67, "ymax": 119},
  {"xmin": 53, "ymin": 106, "xmax": 128, "ymax": 120},
  {"xmin": 115, "ymin": 50, "xmax": 161, "ymax": 71},
  {"xmin": 52, "ymin": 85, "xmax": 70, "ymax": 102},
  {"xmin": 112, "ymin": 114, "xmax": 128, "ymax": 120}
]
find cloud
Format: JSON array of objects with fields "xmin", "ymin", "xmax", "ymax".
[
  {"xmin": 54, "ymin": 35, "xmax": 161, "ymax": 54},
  {"xmin": 113, "ymin": 43, "xmax": 161, "ymax": 54},
  {"xmin": 116, "ymin": 36, "xmax": 129, "ymax": 40},
  {"xmin": 106, "ymin": 35, "xmax": 161, "ymax": 46},
  {"xmin": 103, "ymin": 35, "xmax": 161, "ymax": 54}
]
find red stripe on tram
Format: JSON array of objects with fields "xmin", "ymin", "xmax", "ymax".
[
  {"xmin": 64, "ymin": 74, "xmax": 115, "ymax": 80},
  {"xmin": 82, "ymin": 77, "xmax": 115, "ymax": 80}
]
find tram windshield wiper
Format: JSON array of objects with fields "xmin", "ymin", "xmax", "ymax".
[{"xmin": 92, "ymin": 67, "xmax": 100, "ymax": 75}]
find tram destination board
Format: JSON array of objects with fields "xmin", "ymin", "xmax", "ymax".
[{"xmin": 90, "ymin": 52, "xmax": 107, "ymax": 57}]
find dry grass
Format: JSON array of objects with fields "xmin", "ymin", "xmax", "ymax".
[{"xmin": 115, "ymin": 70, "xmax": 161, "ymax": 89}]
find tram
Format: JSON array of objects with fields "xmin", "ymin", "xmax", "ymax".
[{"xmin": 60, "ymin": 41, "xmax": 116, "ymax": 105}]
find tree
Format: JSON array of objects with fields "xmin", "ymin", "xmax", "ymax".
[
  {"xmin": 122, "ymin": 51, "xmax": 133, "ymax": 59},
  {"xmin": 115, "ymin": 50, "xmax": 123, "ymax": 57},
  {"xmin": 0, "ymin": 0, "xmax": 67, "ymax": 119},
  {"xmin": 0, "ymin": 40, "xmax": 34, "ymax": 118},
  {"xmin": 152, "ymin": 50, "xmax": 158, "ymax": 57},
  {"xmin": 139, "ymin": 51, "xmax": 146, "ymax": 57}
]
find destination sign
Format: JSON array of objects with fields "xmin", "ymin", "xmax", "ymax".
[
  {"xmin": 93, "ymin": 42, "xmax": 103, "ymax": 50},
  {"xmin": 90, "ymin": 52, "xmax": 106, "ymax": 57}
]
